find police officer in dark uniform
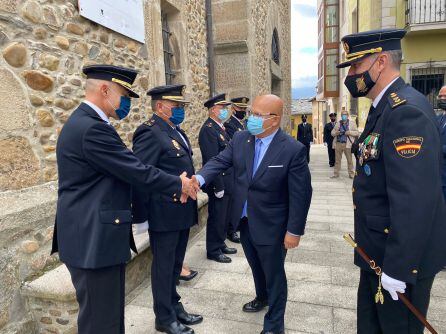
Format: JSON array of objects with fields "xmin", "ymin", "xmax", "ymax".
[
  {"xmin": 223, "ymin": 96, "xmax": 249, "ymax": 243},
  {"xmin": 52, "ymin": 65, "xmax": 195, "ymax": 334},
  {"xmin": 132, "ymin": 85, "xmax": 203, "ymax": 334},
  {"xmin": 225, "ymin": 97, "xmax": 249, "ymax": 138},
  {"xmin": 338, "ymin": 29, "xmax": 446, "ymax": 333},
  {"xmin": 199, "ymin": 93, "xmax": 237, "ymax": 263},
  {"xmin": 323, "ymin": 112, "xmax": 337, "ymax": 167}
]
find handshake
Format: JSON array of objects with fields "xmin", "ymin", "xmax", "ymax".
[{"xmin": 179, "ymin": 172, "xmax": 201, "ymax": 203}]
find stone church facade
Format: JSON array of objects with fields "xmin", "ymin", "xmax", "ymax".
[{"xmin": 0, "ymin": 0, "xmax": 290, "ymax": 332}]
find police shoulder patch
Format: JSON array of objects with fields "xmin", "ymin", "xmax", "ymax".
[
  {"xmin": 144, "ymin": 118, "xmax": 156, "ymax": 127},
  {"xmin": 393, "ymin": 136, "xmax": 423, "ymax": 158},
  {"xmin": 388, "ymin": 92, "xmax": 407, "ymax": 109}
]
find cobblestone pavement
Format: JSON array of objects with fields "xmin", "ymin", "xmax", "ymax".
[{"xmin": 125, "ymin": 145, "xmax": 446, "ymax": 334}]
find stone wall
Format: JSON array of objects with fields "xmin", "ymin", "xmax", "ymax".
[
  {"xmin": 212, "ymin": 0, "xmax": 292, "ymax": 132},
  {"xmin": 0, "ymin": 0, "xmax": 210, "ymax": 192}
]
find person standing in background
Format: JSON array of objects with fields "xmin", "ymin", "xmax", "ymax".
[
  {"xmin": 323, "ymin": 112, "xmax": 337, "ymax": 167},
  {"xmin": 297, "ymin": 115, "xmax": 313, "ymax": 162},
  {"xmin": 437, "ymin": 85, "xmax": 446, "ymax": 200},
  {"xmin": 331, "ymin": 110, "xmax": 358, "ymax": 179}
]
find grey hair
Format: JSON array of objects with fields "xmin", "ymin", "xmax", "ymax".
[
  {"xmin": 85, "ymin": 78, "xmax": 110, "ymax": 92},
  {"xmin": 384, "ymin": 50, "xmax": 403, "ymax": 69}
]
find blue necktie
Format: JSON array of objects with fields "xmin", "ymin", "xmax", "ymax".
[
  {"xmin": 242, "ymin": 139, "xmax": 263, "ymax": 218},
  {"xmin": 252, "ymin": 139, "xmax": 263, "ymax": 177}
]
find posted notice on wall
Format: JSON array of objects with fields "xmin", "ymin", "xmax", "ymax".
[{"xmin": 78, "ymin": 0, "xmax": 145, "ymax": 43}]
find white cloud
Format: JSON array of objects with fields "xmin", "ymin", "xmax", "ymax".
[{"xmin": 291, "ymin": 0, "xmax": 318, "ymax": 89}]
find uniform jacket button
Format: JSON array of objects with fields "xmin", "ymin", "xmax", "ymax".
[
  {"xmin": 114, "ymin": 218, "xmax": 120, "ymax": 224},
  {"xmin": 174, "ymin": 198, "xmax": 178, "ymax": 202},
  {"xmin": 384, "ymin": 228, "xmax": 389, "ymax": 234},
  {"xmin": 412, "ymin": 269, "xmax": 418, "ymax": 274}
]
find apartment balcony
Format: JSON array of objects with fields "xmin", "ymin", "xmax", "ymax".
[{"xmin": 405, "ymin": 0, "xmax": 446, "ymax": 32}]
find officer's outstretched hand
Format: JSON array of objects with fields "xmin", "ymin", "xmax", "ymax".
[
  {"xmin": 284, "ymin": 233, "xmax": 301, "ymax": 249},
  {"xmin": 180, "ymin": 172, "xmax": 197, "ymax": 203},
  {"xmin": 190, "ymin": 175, "xmax": 201, "ymax": 193},
  {"xmin": 381, "ymin": 272, "xmax": 406, "ymax": 300}
]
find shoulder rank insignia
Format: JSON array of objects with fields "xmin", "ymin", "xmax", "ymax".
[
  {"xmin": 389, "ymin": 92, "xmax": 407, "ymax": 108},
  {"xmin": 144, "ymin": 118, "xmax": 156, "ymax": 127},
  {"xmin": 219, "ymin": 133, "xmax": 225, "ymax": 141},
  {"xmin": 172, "ymin": 139, "xmax": 181, "ymax": 150},
  {"xmin": 393, "ymin": 136, "xmax": 423, "ymax": 158},
  {"xmin": 206, "ymin": 123, "xmax": 213, "ymax": 128}
]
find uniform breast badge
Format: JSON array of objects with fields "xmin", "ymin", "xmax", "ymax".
[{"xmin": 172, "ymin": 139, "xmax": 181, "ymax": 150}]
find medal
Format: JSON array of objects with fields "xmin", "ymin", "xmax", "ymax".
[{"xmin": 364, "ymin": 164, "xmax": 371, "ymax": 176}]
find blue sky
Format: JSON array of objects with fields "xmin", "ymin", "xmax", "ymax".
[{"xmin": 291, "ymin": 0, "xmax": 318, "ymax": 98}]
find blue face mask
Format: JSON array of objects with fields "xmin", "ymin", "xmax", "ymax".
[
  {"xmin": 341, "ymin": 115, "xmax": 348, "ymax": 121},
  {"xmin": 114, "ymin": 96, "xmax": 131, "ymax": 120},
  {"xmin": 247, "ymin": 115, "xmax": 265, "ymax": 135},
  {"xmin": 169, "ymin": 106, "xmax": 185, "ymax": 125},
  {"xmin": 218, "ymin": 108, "xmax": 230, "ymax": 122}
]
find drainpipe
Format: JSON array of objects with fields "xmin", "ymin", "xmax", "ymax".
[{"xmin": 205, "ymin": 0, "xmax": 216, "ymax": 96}]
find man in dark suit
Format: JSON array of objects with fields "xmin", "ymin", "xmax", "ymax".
[
  {"xmin": 132, "ymin": 85, "xmax": 202, "ymax": 334},
  {"xmin": 198, "ymin": 93, "xmax": 237, "ymax": 263},
  {"xmin": 338, "ymin": 29, "xmax": 446, "ymax": 333},
  {"xmin": 193, "ymin": 94, "xmax": 312, "ymax": 334},
  {"xmin": 437, "ymin": 85, "xmax": 446, "ymax": 200},
  {"xmin": 323, "ymin": 112, "xmax": 337, "ymax": 167},
  {"xmin": 297, "ymin": 115, "xmax": 313, "ymax": 162},
  {"xmin": 52, "ymin": 65, "xmax": 196, "ymax": 334},
  {"xmin": 224, "ymin": 96, "xmax": 249, "ymax": 243}
]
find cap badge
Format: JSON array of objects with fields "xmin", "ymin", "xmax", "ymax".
[{"xmin": 343, "ymin": 42, "xmax": 350, "ymax": 54}]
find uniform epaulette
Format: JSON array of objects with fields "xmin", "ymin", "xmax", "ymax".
[
  {"xmin": 388, "ymin": 92, "xmax": 407, "ymax": 109},
  {"xmin": 144, "ymin": 118, "xmax": 156, "ymax": 127},
  {"xmin": 206, "ymin": 122, "xmax": 213, "ymax": 128}
]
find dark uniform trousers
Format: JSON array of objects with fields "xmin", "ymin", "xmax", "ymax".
[
  {"xmin": 207, "ymin": 194, "xmax": 230, "ymax": 254},
  {"xmin": 239, "ymin": 219, "xmax": 288, "ymax": 332},
  {"xmin": 67, "ymin": 265, "xmax": 126, "ymax": 334},
  {"xmin": 150, "ymin": 229, "xmax": 190, "ymax": 324},
  {"xmin": 357, "ymin": 270, "xmax": 434, "ymax": 334}
]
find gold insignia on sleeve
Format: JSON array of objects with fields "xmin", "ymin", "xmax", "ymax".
[
  {"xmin": 144, "ymin": 118, "xmax": 156, "ymax": 127},
  {"xmin": 207, "ymin": 123, "xmax": 213, "ymax": 128},
  {"xmin": 393, "ymin": 136, "xmax": 423, "ymax": 158},
  {"xmin": 172, "ymin": 139, "xmax": 181, "ymax": 150}
]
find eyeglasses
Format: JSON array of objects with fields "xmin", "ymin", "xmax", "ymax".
[{"xmin": 246, "ymin": 107, "xmax": 278, "ymax": 118}]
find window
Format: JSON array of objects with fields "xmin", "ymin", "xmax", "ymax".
[
  {"xmin": 324, "ymin": 0, "xmax": 339, "ymax": 45},
  {"xmin": 272, "ymin": 28, "xmax": 280, "ymax": 65},
  {"xmin": 162, "ymin": 12, "xmax": 175, "ymax": 85},
  {"xmin": 410, "ymin": 66, "xmax": 446, "ymax": 108}
]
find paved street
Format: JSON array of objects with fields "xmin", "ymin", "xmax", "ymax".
[{"xmin": 125, "ymin": 145, "xmax": 446, "ymax": 334}]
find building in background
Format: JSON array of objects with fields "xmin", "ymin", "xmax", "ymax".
[
  {"xmin": 317, "ymin": 0, "xmax": 446, "ymax": 130},
  {"xmin": 0, "ymin": 0, "xmax": 291, "ymax": 332}
]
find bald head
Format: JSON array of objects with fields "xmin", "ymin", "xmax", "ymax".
[
  {"xmin": 252, "ymin": 94, "xmax": 284, "ymax": 118},
  {"xmin": 250, "ymin": 94, "xmax": 283, "ymax": 138}
]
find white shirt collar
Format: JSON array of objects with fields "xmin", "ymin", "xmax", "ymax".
[
  {"xmin": 372, "ymin": 77, "xmax": 399, "ymax": 108},
  {"xmin": 84, "ymin": 100, "xmax": 110, "ymax": 124}
]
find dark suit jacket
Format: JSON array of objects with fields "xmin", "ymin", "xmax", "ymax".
[
  {"xmin": 224, "ymin": 115, "xmax": 245, "ymax": 139},
  {"xmin": 52, "ymin": 103, "xmax": 181, "ymax": 269},
  {"xmin": 323, "ymin": 122, "xmax": 335, "ymax": 145},
  {"xmin": 197, "ymin": 128, "xmax": 312, "ymax": 245},
  {"xmin": 297, "ymin": 123, "xmax": 313, "ymax": 145},
  {"xmin": 438, "ymin": 114, "xmax": 446, "ymax": 192},
  {"xmin": 132, "ymin": 114, "xmax": 198, "ymax": 232},
  {"xmin": 198, "ymin": 117, "xmax": 234, "ymax": 195},
  {"xmin": 353, "ymin": 77, "xmax": 446, "ymax": 284}
]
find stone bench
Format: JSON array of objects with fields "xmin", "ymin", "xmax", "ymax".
[{"xmin": 21, "ymin": 191, "xmax": 209, "ymax": 334}]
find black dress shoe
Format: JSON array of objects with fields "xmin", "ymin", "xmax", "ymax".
[
  {"xmin": 207, "ymin": 253, "xmax": 232, "ymax": 263},
  {"xmin": 175, "ymin": 302, "xmax": 203, "ymax": 326},
  {"xmin": 243, "ymin": 298, "xmax": 268, "ymax": 312},
  {"xmin": 155, "ymin": 320, "xmax": 194, "ymax": 334},
  {"xmin": 221, "ymin": 245, "xmax": 237, "ymax": 255},
  {"xmin": 227, "ymin": 232, "xmax": 241, "ymax": 243},
  {"xmin": 179, "ymin": 270, "xmax": 198, "ymax": 282},
  {"xmin": 260, "ymin": 331, "xmax": 284, "ymax": 334}
]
